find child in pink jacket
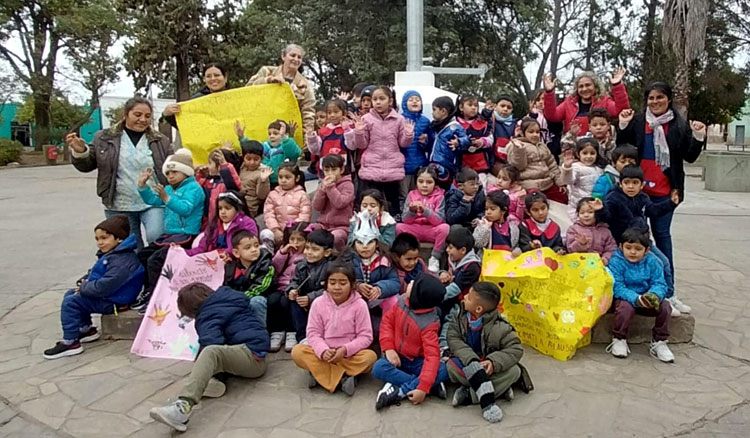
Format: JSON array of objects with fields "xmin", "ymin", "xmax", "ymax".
[
  {"xmin": 260, "ymin": 163, "xmax": 311, "ymax": 249},
  {"xmin": 312, "ymin": 155, "xmax": 355, "ymax": 250},
  {"xmin": 349, "ymin": 86, "xmax": 414, "ymax": 217},
  {"xmin": 396, "ymin": 166, "xmax": 449, "ymax": 274},
  {"xmin": 565, "ymin": 197, "xmax": 616, "ymax": 265},
  {"xmin": 290, "ymin": 263, "xmax": 376, "ymax": 395}
]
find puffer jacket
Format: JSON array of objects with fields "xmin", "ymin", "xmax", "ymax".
[
  {"xmin": 78, "ymin": 234, "xmax": 145, "ymax": 305},
  {"xmin": 445, "ymin": 185, "xmax": 485, "ymax": 227},
  {"xmin": 350, "ymin": 252, "xmax": 401, "ymax": 299},
  {"xmin": 307, "ymin": 290, "xmax": 373, "ymax": 358},
  {"xmin": 263, "ymin": 185, "xmax": 311, "ymax": 232},
  {"xmin": 565, "ymin": 221, "xmax": 616, "ymax": 263},
  {"xmin": 429, "ymin": 118, "xmax": 471, "ymax": 176},
  {"xmin": 507, "ymin": 137, "xmax": 564, "ymax": 191},
  {"xmin": 608, "ymin": 249, "xmax": 667, "ymax": 306},
  {"xmin": 561, "ymin": 161, "xmax": 604, "ymax": 220},
  {"xmin": 312, "ymin": 175, "xmax": 355, "ymax": 229},
  {"xmin": 400, "ymin": 91, "xmax": 433, "ymax": 175},
  {"xmin": 286, "ymin": 257, "xmax": 332, "ymax": 303},
  {"xmin": 72, "ymin": 124, "xmax": 172, "ymax": 209},
  {"xmin": 591, "ymin": 165, "xmax": 619, "ymax": 200},
  {"xmin": 380, "ymin": 295, "xmax": 441, "ymax": 392},
  {"xmin": 138, "ymin": 176, "xmax": 205, "ymax": 235},
  {"xmin": 446, "ymin": 303, "xmax": 524, "ymax": 374},
  {"xmin": 195, "ymin": 286, "xmax": 270, "ymax": 356},
  {"xmin": 543, "ymin": 81, "xmax": 630, "ymax": 134},
  {"xmin": 248, "ymin": 66, "xmax": 316, "ymax": 134},
  {"xmin": 599, "ymin": 186, "xmax": 676, "ymax": 243},
  {"xmin": 261, "ymin": 138, "xmax": 301, "ymax": 184},
  {"xmin": 186, "ymin": 213, "xmax": 258, "ymax": 256},
  {"xmin": 351, "ymin": 108, "xmax": 413, "ymax": 182},
  {"xmin": 223, "ymin": 248, "xmax": 275, "ymax": 298},
  {"xmin": 401, "ymin": 187, "xmax": 447, "ymax": 226},
  {"xmin": 272, "ymin": 249, "xmax": 304, "ymax": 292}
]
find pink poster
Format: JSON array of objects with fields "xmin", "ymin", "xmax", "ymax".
[{"xmin": 131, "ymin": 248, "xmax": 225, "ymax": 361}]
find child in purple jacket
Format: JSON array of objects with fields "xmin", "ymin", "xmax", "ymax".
[
  {"xmin": 565, "ymin": 197, "xmax": 617, "ymax": 265},
  {"xmin": 186, "ymin": 190, "xmax": 258, "ymax": 260}
]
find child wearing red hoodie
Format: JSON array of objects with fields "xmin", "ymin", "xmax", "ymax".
[
  {"xmin": 312, "ymin": 155, "xmax": 355, "ymax": 251},
  {"xmin": 195, "ymin": 148, "xmax": 242, "ymax": 226},
  {"xmin": 373, "ymin": 273, "xmax": 449, "ymax": 409}
]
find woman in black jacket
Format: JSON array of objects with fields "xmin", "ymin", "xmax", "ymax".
[
  {"xmin": 161, "ymin": 62, "xmax": 230, "ymax": 128},
  {"xmin": 616, "ymin": 81, "xmax": 706, "ymax": 315}
]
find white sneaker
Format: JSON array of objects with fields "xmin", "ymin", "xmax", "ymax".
[
  {"xmin": 668, "ymin": 296, "xmax": 691, "ymax": 314},
  {"xmin": 669, "ymin": 305, "xmax": 681, "ymax": 317},
  {"xmin": 649, "ymin": 340, "xmax": 675, "ymax": 363},
  {"xmin": 428, "ymin": 256, "xmax": 440, "ymax": 273},
  {"xmin": 285, "ymin": 332, "xmax": 298, "ymax": 352},
  {"xmin": 150, "ymin": 399, "xmax": 191, "ymax": 432},
  {"xmin": 606, "ymin": 338, "xmax": 630, "ymax": 358},
  {"xmin": 269, "ymin": 332, "xmax": 285, "ymax": 352}
]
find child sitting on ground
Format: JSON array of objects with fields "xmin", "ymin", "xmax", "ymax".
[
  {"xmin": 223, "ymin": 231, "xmax": 275, "ymax": 322},
  {"xmin": 260, "ymin": 162, "xmax": 311, "ymax": 249},
  {"xmin": 195, "ymin": 148, "xmax": 242, "ymax": 225},
  {"xmin": 291, "ymin": 263, "xmax": 377, "ymax": 395},
  {"xmin": 428, "ymin": 96, "xmax": 471, "ymax": 189},
  {"xmin": 606, "ymin": 228, "xmax": 674, "ymax": 363},
  {"xmin": 269, "ymin": 222, "xmax": 309, "ymax": 352},
  {"xmin": 561, "ymin": 137, "xmax": 606, "ymax": 221},
  {"xmin": 349, "ymin": 189, "xmax": 397, "ymax": 246},
  {"xmin": 373, "ymin": 273, "xmax": 449, "ymax": 409},
  {"xmin": 439, "ymin": 227, "xmax": 482, "ymax": 319},
  {"xmin": 488, "ymin": 164, "xmax": 526, "ymax": 223},
  {"xmin": 390, "ymin": 232, "xmax": 431, "ymax": 295},
  {"xmin": 474, "ymin": 190, "xmax": 521, "ymax": 255},
  {"xmin": 238, "ymin": 139, "xmax": 272, "ymax": 217},
  {"xmin": 44, "ymin": 216, "xmax": 144, "ymax": 359},
  {"xmin": 446, "ymin": 282, "xmax": 524, "ymax": 423},
  {"xmin": 456, "ymin": 95, "xmax": 494, "ymax": 187},
  {"xmin": 186, "ymin": 190, "xmax": 258, "ymax": 258},
  {"xmin": 519, "ymin": 192, "xmax": 565, "ymax": 254},
  {"xmin": 507, "ymin": 118, "xmax": 567, "ymax": 204},
  {"xmin": 287, "ymin": 230, "xmax": 335, "ymax": 343},
  {"xmin": 133, "ymin": 149, "xmax": 205, "ymax": 311},
  {"xmin": 565, "ymin": 197, "xmax": 616, "ymax": 265},
  {"xmin": 149, "ymin": 282, "xmax": 269, "ymax": 432},
  {"xmin": 312, "ymin": 154, "xmax": 355, "ymax": 250},
  {"xmin": 445, "ymin": 167, "xmax": 486, "ymax": 230},
  {"xmin": 397, "ymin": 166, "xmax": 450, "ymax": 272},
  {"xmin": 591, "ymin": 144, "xmax": 638, "ymax": 200}
]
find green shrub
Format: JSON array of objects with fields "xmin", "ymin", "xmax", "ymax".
[{"xmin": 0, "ymin": 139, "xmax": 23, "ymax": 166}]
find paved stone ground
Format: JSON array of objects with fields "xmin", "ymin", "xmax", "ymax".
[{"xmin": 1, "ymin": 165, "xmax": 749, "ymax": 437}]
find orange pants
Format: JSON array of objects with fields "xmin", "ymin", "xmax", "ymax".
[{"xmin": 291, "ymin": 344, "xmax": 377, "ymax": 392}]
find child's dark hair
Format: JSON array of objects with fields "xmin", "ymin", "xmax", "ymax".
[
  {"xmin": 472, "ymin": 282, "xmax": 501, "ymax": 310},
  {"xmin": 456, "ymin": 167, "xmax": 479, "ymax": 184},
  {"xmin": 446, "ymin": 226, "xmax": 474, "ymax": 252},
  {"xmin": 315, "ymin": 103, "xmax": 326, "ymax": 113},
  {"xmin": 496, "ymin": 94, "xmax": 514, "ymax": 105},
  {"xmin": 524, "ymin": 191, "xmax": 549, "ymax": 209},
  {"xmin": 325, "ymin": 99, "xmax": 347, "ymax": 114},
  {"xmin": 277, "ymin": 162, "xmax": 305, "ymax": 190},
  {"xmin": 283, "ymin": 221, "xmax": 309, "ymax": 245},
  {"xmin": 621, "ymin": 227, "xmax": 650, "ymax": 248},
  {"xmin": 496, "ymin": 164, "xmax": 520, "ymax": 182},
  {"xmin": 456, "ymin": 95, "xmax": 479, "ymax": 119},
  {"xmin": 241, "ymin": 139, "xmax": 264, "ymax": 158},
  {"xmin": 268, "ymin": 119, "xmax": 285, "ymax": 131},
  {"xmin": 576, "ymin": 196, "xmax": 596, "ymax": 213},
  {"xmin": 307, "ymin": 229, "xmax": 335, "ymax": 250},
  {"xmin": 612, "ymin": 144, "xmax": 638, "ymax": 163},
  {"xmin": 575, "ymin": 137, "xmax": 607, "ymax": 167},
  {"xmin": 359, "ymin": 188, "xmax": 387, "ymax": 210},
  {"xmin": 587, "ymin": 107, "xmax": 611, "ymax": 123},
  {"xmin": 432, "ymin": 96, "xmax": 456, "ymax": 117},
  {"xmin": 416, "ymin": 165, "xmax": 438, "ymax": 182},
  {"xmin": 391, "ymin": 232, "xmax": 420, "ymax": 257},
  {"xmin": 487, "ymin": 190, "xmax": 510, "ymax": 212},
  {"xmin": 321, "ymin": 154, "xmax": 345, "ymax": 170},
  {"xmin": 325, "ymin": 261, "xmax": 356, "ymax": 285},
  {"xmin": 619, "ymin": 164, "xmax": 644, "ymax": 182},
  {"xmin": 231, "ymin": 230, "xmax": 258, "ymax": 249},
  {"xmin": 217, "ymin": 190, "xmax": 250, "ymax": 217},
  {"xmin": 352, "ymin": 82, "xmax": 372, "ymax": 97},
  {"xmin": 373, "ymin": 86, "xmax": 393, "ymax": 100},
  {"xmin": 520, "ymin": 117, "xmax": 540, "ymax": 135},
  {"xmin": 177, "ymin": 282, "xmax": 214, "ymax": 319}
]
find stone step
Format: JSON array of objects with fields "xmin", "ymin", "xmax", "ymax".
[
  {"xmin": 101, "ymin": 310, "xmax": 143, "ymax": 340},
  {"xmin": 591, "ymin": 313, "xmax": 694, "ymax": 344}
]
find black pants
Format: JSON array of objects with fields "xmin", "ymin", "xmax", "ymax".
[
  {"xmin": 267, "ymin": 292, "xmax": 294, "ymax": 333},
  {"xmin": 358, "ymin": 179, "xmax": 402, "ymax": 217},
  {"xmin": 138, "ymin": 239, "xmax": 193, "ymax": 296}
]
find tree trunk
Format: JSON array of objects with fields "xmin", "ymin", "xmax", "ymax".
[
  {"xmin": 175, "ymin": 54, "xmax": 191, "ymax": 102},
  {"xmin": 642, "ymin": 0, "xmax": 659, "ymax": 86},
  {"xmin": 549, "ymin": 0, "xmax": 563, "ymax": 75},
  {"xmin": 672, "ymin": 61, "xmax": 690, "ymax": 118},
  {"xmin": 585, "ymin": 0, "xmax": 596, "ymax": 70},
  {"xmin": 32, "ymin": 92, "xmax": 52, "ymax": 151}
]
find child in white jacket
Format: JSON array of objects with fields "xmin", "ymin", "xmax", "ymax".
[{"xmin": 561, "ymin": 138, "xmax": 605, "ymax": 221}]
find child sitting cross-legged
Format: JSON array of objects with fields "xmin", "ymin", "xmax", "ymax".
[
  {"xmin": 373, "ymin": 273, "xmax": 450, "ymax": 409},
  {"xmin": 565, "ymin": 197, "xmax": 616, "ymax": 265},
  {"xmin": 390, "ymin": 232, "xmax": 433, "ymax": 295},
  {"xmin": 446, "ymin": 282, "xmax": 524, "ymax": 423},
  {"xmin": 291, "ymin": 263, "xmax": 377, "ymax": 395},
  {"xmin": 519, "ymin": 192, "xmax": 565, "ymax": 254},
  {"xmin": 44, "ymin": 216, "xmax": 144, "ymax": 359},
  {"xmin": 445, "ymin": 167, "xmax": 486, "ymax": 230},
  {"xmin": 149, "ymin": 282, "xmax": 269, "ymax": 432},
  {"xmin": 606, "ymin": 227, "xmax": 674, "ymax": 363}
]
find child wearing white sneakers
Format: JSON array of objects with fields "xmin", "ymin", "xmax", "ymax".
[{"xmin": 606, "ymin": 227, "xmax": 674, "ymax": 363}]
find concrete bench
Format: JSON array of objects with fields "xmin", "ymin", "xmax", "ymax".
[
  {"xmin": 590, "ymin": 313, "xmax": 694, "ymax": 344},
  {"xmin": 101, "ymin": 310, "xmax": 142, "ymax": 340}
]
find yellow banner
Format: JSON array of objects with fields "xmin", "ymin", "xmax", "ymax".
[
  {"xmin": 481, "ymin": 248, "xmax": 614, "ymax": 361},
  {"xmin": 175, "ymin": 84, "xmax": 303, "ymax": 165}
]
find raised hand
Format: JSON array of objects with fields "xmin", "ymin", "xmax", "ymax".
[
  {"xmin": 137, "ymin": 168, "xmax": 153, "ymax": 188},
  {"xmin": 287, "ymin": 120, "xmax": 298, "ymax": 137},
  {"xmin": 588, "ymin": 198, "xmax": 604, "ymax": 211},
  {"xmin": 234, "ymin": 120, "xmax": 245, "ymax": 139},
  {"xmin": 66, "ymin": 133, "xmax": 86, "ymax": 153},
  {"xmin": 619, "ymin": 109, "xmax": 635, "ymax": 125},
  {"xmin": 690, "ymin": 120, "xmax": 706, "ymax": 136},
  {"xmin": 610, "ymin": 66, "xmax": 626, "ymax": 84},
  {"xmin": 543, "ymin": 73, "xmax": 557, "ymax": 92},
  {"xmin": 163, "ymin": 103, "xmax": 181, "ymax": 117},
  {"xmin": 337, "ymin": 91, "xmax": 352, "ymax": 101},
  {"xmin": 154, "ymin": 184, "xmax": 169, "ymax": 202},
  {"xmin": 259, "ymin": 165, "xmax": 273, "ymax": 181},
  {"xmin": 352, "ymin": 113, "xmax": 365, "ymax": 131},
  {"xmin": 562, "ymin": 149, "xmax": 575, "ymax": 167},
  {"xmin": 569, "ymin": 120, "xmax": 581, "ymax": 137}
]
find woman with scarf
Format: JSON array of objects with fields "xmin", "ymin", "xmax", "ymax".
[
  {"xmin": 615, "ymin": 81, "xmax": 706, "ymax": 315},
  {"xmin": 399, "ymin": 91, "xmax": 433, "ymax": 209}
]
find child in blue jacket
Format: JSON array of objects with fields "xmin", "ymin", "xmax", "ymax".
[
  {"xmin": 400, "ymin": 91, "xmax": 433, "ymax": 207},
  {"xmin": 428, "ymin": 96, "xmax": 470, "ymax": 189},
  {"xmin": 44, "ymin": 216, "xmax": 144, "ymax": 360}
]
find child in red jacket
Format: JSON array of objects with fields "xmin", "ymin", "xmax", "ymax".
[{"xmin": 372, "ymin": 273, "xmax": 449, "ymax": 409}]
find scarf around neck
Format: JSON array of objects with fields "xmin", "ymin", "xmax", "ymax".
[
  {"xmin": 645, "ymin": 108, "xmax": 674, "ymax": 170},
  {"xmin": 494, "ymin": 112, "xmax": 514, "ymax": 124}
]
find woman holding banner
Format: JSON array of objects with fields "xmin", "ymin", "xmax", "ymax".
[
  {"xmin": 162, "ymin": 63, "xmax": 231, "ymax": 128},
  {"xmin": 247, "ymin": 44, "xmax": 316, "ymax": 136},
  {"xmin": 67, "ymin": 96, "xmax": 173, "ymax": 249}
]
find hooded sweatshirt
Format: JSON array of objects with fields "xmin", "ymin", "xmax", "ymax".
[
  {"xmin": 400, "ymin": 91, "xmax": 433, "ymax": 175},
  {"xmin": 443, "ymin": 249, "xmax": 482, "ymax": 301},
  {"xmin": 591, "ymin": 164, "xmax": 619, "ymax": 200},
  {"xmin": 307, "ymin": 290, "xmax": 373, "ymax": 358}
]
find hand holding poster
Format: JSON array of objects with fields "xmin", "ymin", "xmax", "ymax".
[
  {"xmin": 175, "ymin": 84, "xmax": 304, "ymax": 165},
  {"xmin": 131, "ymin": 248, "xmax": 225, "ymax": 361},
  {"xmin": 481, "ymin": 248, "xmax": 614, "ymax": 361}
]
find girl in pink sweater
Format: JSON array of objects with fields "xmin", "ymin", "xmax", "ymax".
[
  {"xmin": 260, "ymin": 163, "xmax": 311, "ymax": 249},
  {"xmin": 488, "ymin": 164, "xmax": 526, "ymax": 223},
  {"xmin": 312, "ymin": 155, "xmax": 355, "ymax": 250},
  {"xmin": 290, "ymin": 263, "xmax": 376, "ymax": 395},
  {"xmin": 565, "ymin": 197, "xmax": 616, "ymax": 265}
]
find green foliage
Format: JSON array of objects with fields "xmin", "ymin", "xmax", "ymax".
[
  {"xmin": 0, "ymin": 139, "xmax": 23, "ymax": 166},
  {"xmin": 15, "ymin": 93, "xmax": 91, "ymax": 144},
  {"xmin": 105, "ymin": 104, "xmax": 126, "ymax": 126}
]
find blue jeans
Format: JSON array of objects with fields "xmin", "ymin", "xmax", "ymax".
[
  {"xmin": 105, "ymin": 208, "xmax": 164, "ymax": 250},
  {"xmin": 372, "ymin": 356, "xmax": 449, "ymax": 394},
  {"xmin": 249, "ymin": 296, "xmax": 267, "ymax": 330},
  {"xmin": 648, "ymin": 195, "xmax": 674, "ymax": 278},
  {"xmin": 304, "ymin": 169, "xmax": 319, "ymax": 181},
  {"xmin": 649, "ymin": 244, "xmax": 674, "ymax": 298},
  {"xmin": 60, "ymin": 289, "xmax": 115, "ymax": 341}
]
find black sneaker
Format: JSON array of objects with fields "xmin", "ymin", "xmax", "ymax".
[
  {"xmin": 130, "ymin": 292, "xmax": 151, "ymax": 311},
  {"xmin": 79, "ymin": 327, "xmax": 100, "ymax": 343},
  {"xmin": 375, "ymin": 383, "xmax": 401, "ymax": 410},
  {"xmin": 43, "ymin": 341, "xmax": 83, "ymax": 360},
  {"xmin": 451, "ymin": 386, "xmax": 472, "ymax": 407},
  {"xmin": 501, "ymin": 387, "xmax": 514, "ymax": 401},
  {"xmin": 430, "ymin": 382, "xmax": 447, "ymax": 399},
  {"xmin": 307, "ymin": 372, "xmax": 318, "ymax": 389}
]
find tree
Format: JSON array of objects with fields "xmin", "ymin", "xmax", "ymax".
[{"xmin": 15, "ymin": 92, "xmax": 90, "ymax": 145}]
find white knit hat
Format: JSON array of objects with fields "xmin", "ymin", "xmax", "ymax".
[{"xmin": 162, "ymin": 148, "xmax": 195, "ymax": 177}]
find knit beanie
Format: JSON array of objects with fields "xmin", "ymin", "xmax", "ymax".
[
  {"xmin": 95, "ymin": 215, "xmax": 130, "ymax": 240},
  {"xmin": 409, "ymin": 273, "xmax": 446, "ymax": 310},
  {"xmin": 162, "ymin": 148, "xmax": 195, "ymax": 177}
]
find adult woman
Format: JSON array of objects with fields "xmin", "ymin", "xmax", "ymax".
[
  {"xmin": 542, "ymin": 67, "xmax": 630, "ymax": 135},
  {"xmin": 162, "ymin": 63, "xmax": 230, "ymax": 128},
  {"xmin": 616, "ymin": 81, "xmax": 707, "ymax": 315},
  {"xmin": 68, "ymin": 96, "xmax": 173, "ymax": 249},
  {"xmin": 247, "ymin": 44, "xmax": 316, "ymax": 136}
]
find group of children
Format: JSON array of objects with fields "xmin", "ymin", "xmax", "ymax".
[{"xmin": 45, "ymin": 84, "xmax": 692, "ymax": 431}]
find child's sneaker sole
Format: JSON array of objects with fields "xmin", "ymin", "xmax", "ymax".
[
  {"xmin": 43, "ymin": 345, "xmax": 83, "ymax": 360},
  {"xmin": 149, "ymin": 409, "xmax": 188, "ymax": 432},
  {"xmin": 79, "ymin": 331, "xmax": 100, "ymax": 343}
]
